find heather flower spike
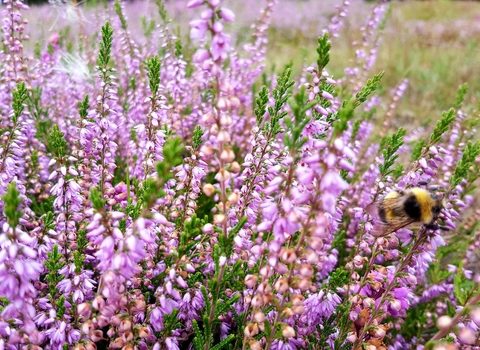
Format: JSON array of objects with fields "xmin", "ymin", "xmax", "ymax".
[{"xmin": 0, "ymin": 0, "xmax": 478, "ymax": 349}]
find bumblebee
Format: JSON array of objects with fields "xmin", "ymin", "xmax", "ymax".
[{"xmin": 369, "ymin": 187, "xmax": 447, "ymax": 237}]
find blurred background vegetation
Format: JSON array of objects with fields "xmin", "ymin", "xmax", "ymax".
[{"xmin": 15, "ymin": 0, "xmax": 480, "ymax": 130}]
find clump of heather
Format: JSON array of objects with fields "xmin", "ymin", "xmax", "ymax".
[{"xmin": 0, "ymin": 0, "xmax": 479, "ymax": 349}]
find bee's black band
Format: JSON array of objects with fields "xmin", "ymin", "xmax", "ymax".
[
  {"xmin": 378, "ymin": 206, "xmax": 387, "ymax": 223},
  {"xmin": 404, "ymin": 195, "xmax": 422, "ymax": 221}
]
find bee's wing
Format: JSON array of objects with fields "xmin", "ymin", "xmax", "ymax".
[
  {"xmin": 366, "ymin": 197, "xmax": 415, "ymax": 237},
  {"xmin": 370, "ymin": 218, "xmax": 417, "ymax": 237}
]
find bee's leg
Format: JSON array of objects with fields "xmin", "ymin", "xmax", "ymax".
[{"xmin": 424, "ymin": 224, "xmax": 450, "ymax": 231}]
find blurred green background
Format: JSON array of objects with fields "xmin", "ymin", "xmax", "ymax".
[{"xmin": 19, "ymin": 0, "xmax": 480, "ymax": 128}]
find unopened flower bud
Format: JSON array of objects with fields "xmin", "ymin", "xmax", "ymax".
[
  {"xmin": 257, "ymin": 281, "xmax": 272, "ymax": 294},
  {"xmin": 217, "ymin": 130, "xmax": 231, "ymax": 143},
  {"xmin": 363, "ymin": 297, "xmax": 375, "ymax": 308},
  {"xmin": 220, "ymin": 148, "xmax": 235, "ymax": 163},
  {"xmin": 97, "ymin": 315, "xmax": 108, "ymax": 328},
  {"xmin": 245, "ymin": 275, "xmax": 258, "ymax": 288},
  {"xmin": 91, "ymin": 330, "xmax": 104, "ymax": 342},
  {"xmin": 249, "ymin": 339, "xmax": 262, "ymax": 350},
  {"xmin": 77, "ymin": 303, "xmax": 91, "ymax": 318},
  {"xmin": 228, "ymin": 191, "xmax": 239, "ymax": 205},
  {"xmin": 389, "ymin": 299, "xmax": 402, "ymax": 311},
  {"xmin": 81, "ymin": 321, "xmax": 94, "ymax": 334},
  {"xmin": 260, "ymin": 266, "xmax": 273, "ymax": 278},
  {"xmin": 215, "ymin": 169, "xmax": 231, "ymax": 182},
  {"xmin": 305, "ymin": 250, "xmax": 319, "ymax": 263},
  {"xmin": 118, "ymin": 319, "xmax": 132, "ymax": 333},
  {"xmin": 219, "ymin": 114, "xmax": 232, "ymax": 127},
  {"xmin": 111, "ymin": 338, "xmax": 124, "ymax": 348},
  {"xmin": 253, "ymin": 311, "xmax": 265, "ymax": 323},
  {"xmin": 230, "ymin": 161, "xmax": 241, "ymax": 173},
  {"xmin": 299, "ymin": 264, "xmax": 313, "ymax": 277},
  {"xmin": 244, "ymin": 323, "xmax": 259, "ymax": 339},
  {"xmin": 471, "ymin": 307, "xmax": 480, "ymax": 326},
  {"xmin": 217, "ymin": 97, "xmax": 230, "ymax": 111},
  {"xmin": 436, "ymin": 315, "xmax": 452, "ymax": 330},
  {"xmin": 282, "ymin": 326, "xmax": 295, "ymax": 338},
  {"xmin": 200, "ymin": 144, "xmax": 215, "ymax": 156},
  {"xmin": 374, "ymin": 326, "xmax": 386, "ymax": 339},
  {"xmin": 292, "ymin": 305, "xmax": 305, "ymax": 314},
  {"xmin": 203, "ymin": 183, "xmax": 216, "ymax": 196},
  {"xmin": 202, "ymin": 223, "xmax": 214, "ymax": 234},
  {"xmin": 274, "ymin": 278, "xmax": 289, "ymax": 293},
  {"xmin": 346, "ymin": 332, "xmax": 357, "ymax": 343},
  {"xmin": 458, "ymin": 327, "xmax": 476, "ymax": 345},
  {"xmin": 138, "ymin": 327, "xmax": 151, "ymax": 339},
  {"xmin": 282, "ymin": 307, "xmax": 294, "ymax": 318},
  {"xmin": 251, "ymin": 294, "xmax": 263, "ymax": 307},
  {"xmin": 111, "ymin": 314, "xmax": 122, "ymax": 326},
  {"xmin": 214, "ymin": 214, "xmax": 226, "ymax": 225},
  {"xmin": 281, "ymin": 249, "xmax": 297, "ymax": 263}
]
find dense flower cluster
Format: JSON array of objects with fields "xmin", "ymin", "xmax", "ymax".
[{"xmin": 0, "ymin": 0, "xmax": 479, "ymax": 349}]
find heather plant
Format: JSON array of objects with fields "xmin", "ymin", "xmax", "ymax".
[{"xmin": 1, "ymin": 0, "xmax": 480, "ymax": 349}]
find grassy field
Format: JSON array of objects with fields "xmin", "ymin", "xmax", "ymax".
[
  {"xmin": 24, "ymin": 0, "xmax": 480, "ymax": 128},
  {"xmin": 262, "ymin": 1, "xmax": 480, "ymax": 127}
]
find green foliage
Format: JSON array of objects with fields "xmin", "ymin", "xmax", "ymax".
[
  {"xmin": 399, "ymin": 302, "xmax": 428, "ymax": 341},
  {"xmin": 450, "ymin": 141, "xmax": 480, "ymax": 188},
  {"xmin": 28, "ymin": 87, "xmax": 50, "ymax": 131},
  {"xmin": 163, "ymin": 309, "xmax": 182, "ymax": 338},
  {"xmin": 175, "ymin": 39, "xmax": 183, "ymax": 58},
  {"xmin": 218, "ymin": 217, "xmax": 247, "ymax": 258},
  {"xmin": 266, "ymin": 67, "xmax": 295, "ymax": 136},
  {"xmin": 74, "ymin": 229, "xmax": 88, "ymax": 274},
  {"xmin": 333, "ymin": 302, "xmax": 352, "ymax": 349},
  {"xmin": 316, "ymin": 33, "xmax": 331, "ymax": 71},
  {"xmin": 351, "ymin": 119, "xmax": 361, "ymax": 140},
  {"xmin": 327, "ymin": 266, "xmax": 350, "ymax": 291},
  {"xmin": 429, "ymin": 109, "xmax": 455, "ymax": 145},
  {"xmin": 192, "ymin": 125, "xmax": 204, "ymax": 149},
  {"xmin": 44, "ymin": 245, "xmax": 66, "ymax": 299},
  {"xmin": 98, "ymin": 21, "xmax": 113, "ymax": 67},
  {"xmin": 254, "ymin": 85, "xmax": 269, "ymax": 125},
  {"xmin": 56, "ymin": 295, "xmax": 66, "ymax": 319},
  {"xmin": 78, "ymin": 95, "xmax": 90, "ymax": 119},
  {"xmin": 378, "ymin": 128, "xmax": 407, "ymax": 179},
  {"xmin": 114, "ymin": 0, "xmax": 128, "ymax": 30},
  {"xmin": 178, "ymin": 215, "xmax": 204, "ymax": 261},
  {"xmin": 141, "ymin": 16, "xmax": 156, "ymax": 38},
  {"xmin": 411, "ymin": 139, "xmax": 426, "ymax": 161},
  {"xmin": 12, "ymin": 82, "xmax": 28, "ymax": 123},
  {"xmin": 2, "ymin": 182, "xmax": 23, "ymax": 229},
  {"xmin": 453, "ymin": 264, "xmax": 476, "ymax": 306},
  {"xmin": 154, "ymin": 0, "xmax": 168, "ymax": 23},
  {"xmin": 89, "ymin": 187, "xmax": 107, "ymax": 211},
  {"xmin": 146, "ymin": 55, "xmax": 161, "ymax": 95},
  {"xmin": 391, "ymin": 164, "xmax": 404, "ymax": 179},
  {"xmin": 0, "ymin": 297, "xmax": 9, "ymax": 313},
  {"xmin": 49, "ymin": 125, "xmax": 68, "ymax": 159},
  {"xmin": 156, "ymin": 136, "xmax": 185, "ymax": 184},
  {"xmin": 353, "ymin": 72, "xmax": 384, "ymax": 108},
  {"xmin": 455, "ymin": 83, "xmax": 468, "ymax": 109},
  {"xmin": 332, "ymin": 229, "xmax": 348, "ymax": 263},
  {"xmin": 332, "ymin": 72, "xmax": 384, "ymax": 138},
  {"xmin": 285, "ymin": 86, "xmax": 315, "ymax": 150}
]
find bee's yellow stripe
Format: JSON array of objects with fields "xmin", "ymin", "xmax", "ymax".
[{"xmin": 384, "ymin": 191, "xmax": 401, "ymax": 221}]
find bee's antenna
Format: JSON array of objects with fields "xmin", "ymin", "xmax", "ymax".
[{"xmin": 417, "ymin": 181, "xmax": 429, "ymax": 187}]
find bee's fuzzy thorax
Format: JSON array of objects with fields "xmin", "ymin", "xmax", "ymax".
[{"xmin": 408, "ymin": 188, "xmax": 435, "ymax": 224}]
